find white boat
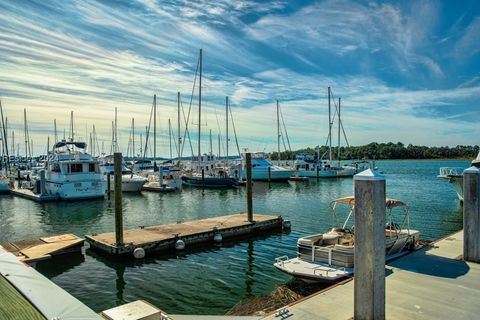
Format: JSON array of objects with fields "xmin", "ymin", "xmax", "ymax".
[
  {"xmin": 274, "ymin": 196, "xmax": 420, "ymax": 283},
  {"xmin": 99, "ymin": 156, "xmax": 147, "ymax": 192},
  {"xmin": 45, "ymin": 140, "xmax": 106, "ymax": 200},
  {"xmin": 241, "ymin": 152, "xmax": 295, "ymax": 181},
  {"xmin": 294, "ymin": 154, "xmax": 357, "ymax": 178},
  {"xmin": 131, "ymin": 159, "xmax": 155, "ymax": 174},
  {"xmin": 438, "ymin": 151, "xmax": 480, "ymax": 203}
]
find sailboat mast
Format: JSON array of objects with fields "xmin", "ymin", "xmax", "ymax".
[
  {"xmin": 328, "ymin": 87, "xmax": 332, "ymax": 162},
  {"xmin": 226, "ymin": 96, "xmax": 229, "ymax": 167},
  {"xmin": 11, "ymin": 131, "xmax": 15, "ymax": 157},
  {"xmin": 154, "ymin": 94, "xmax": 156, "ymax": 166},
  {"xmin": 132, "ymin": 118, "xmax": 135, "ymax": 159},
  {"xmin": 24, "ymin": 108, "xmax": 27, "ymax": 162},
  {"xmin": 70, "ymin": 111, "xmax": 74, "ymax": 142},
  {"xmin": 337, "ymin": 97, "xmax": 341, "ymax": 166},
  {"xmin": 198, "ymin": 49, "xmax": 203, "ymax": 167},
  {"xmin": 54, "ymin": 119, "xmax": 57, "ymax": 143},
  {"xmin": 114, "ymin": 107, "xmax": 118, "ymax": 152},
  {"xmin": 177, "ymin": 92, "xmax": 181, "ymax": 162},
  {"xmin": 218, "ymin": 134, "xmax": 220, "ymax": 158},
  {"xmin": 277, "ymin": 100, "xmax": 280, "ymax": 162},
  {"xmin": 168, "ymin": 119, "xmax": 172, "ymax": 160},
  {"xmin": 209, "ymin": 129, "xmax": 212, "ymax": 156}
]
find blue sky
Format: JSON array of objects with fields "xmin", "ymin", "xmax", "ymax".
[{"xmin": 0, "ymin": 0, "xmax": 479, "ymax": 156}]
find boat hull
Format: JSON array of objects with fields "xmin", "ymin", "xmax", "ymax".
[
  {"xmin": 242, "ymin": 169, "xmax": 295, "ymax": 181},
  {"xmin": 46, "ymin": 180, "xmax": 106, "ymax": 200},
  {"xmin": 181, "ymin": 176, "xmax": 239, "ymax": 188}
]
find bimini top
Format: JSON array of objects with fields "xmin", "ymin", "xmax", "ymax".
[
  {"xmin": 53, "ymin": 141, "xmax": 86, "ymax": 149},
  {"xmin": 333, "ymin": 196, "xmax": 407, "ymax": 209}
]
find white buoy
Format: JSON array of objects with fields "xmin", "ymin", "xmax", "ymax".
[
  {"xmin": 213, "ymin": 232, "xmax": 222, "ymax": 243},
  {"xmin": 175, "ymin": 239, "xmax": 185, "ymax": 250},
  {"xmin": 283, "ymin": 220, "xmax": 292, "ymax": 229},
  {"xmin": 133, "ymin": 247, "xmax": 145, "ymax": 259}
]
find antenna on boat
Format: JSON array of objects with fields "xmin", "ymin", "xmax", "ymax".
[
  {"xmin": 70, "ymin": 111, "xmax": 74, "ymax": 142},
  {"xmin": 54, "ymin": 119, "xmax": 57, "ymax": 143}
]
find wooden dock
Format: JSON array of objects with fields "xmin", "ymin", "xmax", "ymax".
[
  {"xmin": 1, "ymin": 234, "xmax": 84, "ymax": 264},
  {"xmin": 260, "ymin": 230, "xmax": 480, "ymax": 320},
  {"xmin": 9, "ymin": 188, "xmax": 58, "ymax": 202},
  {"xmin": 86, "ymin": 213, "xmax": 284, "ymax": 256}
]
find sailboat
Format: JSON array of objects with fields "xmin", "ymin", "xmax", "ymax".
[
  {"xmin": 181, "ymin": 49, "xmax": 239, "ymax": 188},
  {"xmin": 294, "ymin": 87, "xmax": 358, "ymax": 178}
]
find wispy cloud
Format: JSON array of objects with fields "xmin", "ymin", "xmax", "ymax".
[{"xmin": 0, "ymin": 0, "xmax": 478, "ymax": 155}]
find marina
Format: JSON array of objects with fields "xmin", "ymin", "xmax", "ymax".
[
  {"xmin": 0, "ymin": 159, "xmax": 469, "ymax": 315},
  {"xmin": 0, "ymin": 1, "xmax": 479, "ymax": 318}
]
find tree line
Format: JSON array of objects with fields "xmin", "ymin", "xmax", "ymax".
[{"xmin": 270, "ymin": 142, "xmax": 479, "ymax": 160}]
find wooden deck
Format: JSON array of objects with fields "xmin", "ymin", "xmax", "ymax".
[
  {"xmin": 86, "ymin": 213, "xmax": 284, "ymax": 256},
  {"xmin": 1, "ymin": 234, "xmax": 84, "ymax": 264}
]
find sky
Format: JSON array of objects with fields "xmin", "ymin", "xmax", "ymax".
[{"xmin": 0, "ymin": 0, "xmax": 479, "ymax": 156}]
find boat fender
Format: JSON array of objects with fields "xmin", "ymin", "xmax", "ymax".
[
  {"xmin": 213, "ymin": 232, "xmax": 222, "ymax": 243},
  {"xmin": 133, "ymin": 247, "xmax": 145, "ymax": 259},
  {"xmin": 175, "ymin": 239, "xmax": 185, "ymax": 250},
  {"xmin": 283, "ymin": 220, "xmax": 292, "ymax": 229}
]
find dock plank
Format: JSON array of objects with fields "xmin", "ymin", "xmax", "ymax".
[{"xmin": 1, "ymin": 234, "xmax": 84, "ymax": 263}]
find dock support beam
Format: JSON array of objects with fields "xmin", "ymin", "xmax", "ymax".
[
  {"xmin": 463, "ymin": 166, "xmax": 480, "ymax": 262},
  {"xmin": 354, "ymin": 169, "xmax": 386, "ymax": 320},
  {"xmin": 246, "ymin": 153, "xmax": 253, "ymax": 222},
  {"xmin": 114, "ymin": 152, "xmax": 124, "ymax": 246}
]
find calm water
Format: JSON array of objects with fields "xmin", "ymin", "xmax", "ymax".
[{"xmin": 0, "ymin": 160, "xmax": 467, "ymax": 314}]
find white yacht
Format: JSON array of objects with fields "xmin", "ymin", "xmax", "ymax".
[
  {"xmin": 45, "ymin": 141, "xmax": 106, "ymax": 200},
  {"xmin": 438, "ymin": 151, "xmax": 480, "ymax": 203},
  {"xmin": 240, "ymin": 152, "xmax": 295, "ymax": 181},
  {"xmin": 131, "ymin": 159, "xmax": 155, "ymax": 174},
  {"xmin": 274, "ymin": 196, "xmax": 420, "ymax": 283},
  {"xmin": 294, "ymin": 153, "xmax": 357, "ymax": 178},
  {"xmin": 99, "ymin": 155, "xmax": 147, "ymax": 192}
]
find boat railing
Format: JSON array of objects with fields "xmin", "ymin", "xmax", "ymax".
[
  {"xmin": 439, "ymin": 167, "xmax": 463, "ymax": 176},
  {"xmin": 312, "ymin": 245, "xmax": 333, "ymax": 265},
  {"xmin": 275, "ymin": 256, "xmax": 289, "ymax": 267},
  {"xmin": 313, "ymin": 265, "xmax": 345, "ymax": 276}
]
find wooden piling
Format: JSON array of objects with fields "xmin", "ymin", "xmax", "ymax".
[
  {"xmin": 463, "ymin": 166, "xmax": 480, "ymax": 262},
  {"xmin": 114, "ymin": 152, "xmax": 123, "ymax": 246},
  {"xmin": 107, "ymin": 172, "xmax": 111, "ymax": 200},
  {"xmin": 354, "ymin": 169, "xmax": 386, "ymax": 320},
  {"xmin": 268, "ymin": 166, "xmax": 271, "ymax": 182},
  {"xmin": 246, "ymin": 153, "xmax": 253, "ymax": 222}
]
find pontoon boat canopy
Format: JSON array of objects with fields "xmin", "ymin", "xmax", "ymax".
[{"xmin": 333, "ymin": 196, "xmax": 407, "ymax": 209}]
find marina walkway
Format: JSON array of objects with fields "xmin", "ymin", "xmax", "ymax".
[{"xmin": 261, "ymin": 230, "xmax": 480, "ymax": 319}]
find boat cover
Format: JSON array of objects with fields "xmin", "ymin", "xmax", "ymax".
[
  {"xmin": 54, "ymin": 141, "xmax": 86, "ymax": 149},
  {"xmin": 333, "ymin": 196, "xmax": 406, "ymax": 209},
  {"xmin": 0, "ymin": 246, "xmax": 101, "ymax": 320}
]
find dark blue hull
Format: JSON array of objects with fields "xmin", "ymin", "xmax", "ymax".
[{"xmin": 181, "ymin": 176, "xmax": 239, "ymax": 188}]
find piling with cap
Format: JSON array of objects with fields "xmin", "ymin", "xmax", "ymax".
[
  {"xmin": 246, "ymin": 152, "xmax": 253, "ymax": 222},
  {"xmin": 463, "ymin": 165, "xmax": 480, "ymax": 262},
  {"xmin": 114, "ymin": 152, "xmax": 124, "ymax": 246},
  {"xmin": 354, "ymin": 168, "xmax": 386, "ymax": 320}
]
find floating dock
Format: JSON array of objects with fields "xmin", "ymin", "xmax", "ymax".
[
  {"xmin": 9, "ymin": 188, "xmax": 58, "ymax": 202},
  {"xmin": 86, "ymin": 213, "xmax": 284, "ymax": 256},
  {"xmin": 260, "ymin": 230, "xmax": 480, "ymax": 320},
  {"xmin": 1, "ymin": 234, "xmax": 84, "ymax": 264},
  {"xmin": 142, "ymin": 182, "xmax": 176, "ymax": 193}
]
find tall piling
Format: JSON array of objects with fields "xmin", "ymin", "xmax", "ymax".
[
  {"xmin": 107, "ymin": 172, "xmax": 111, "ymax": 200},
  {"xmin": 463, "ymin": 165, "xmax": 480, "ymax": 262},
  {"xmin": 39, "ymin": 169, "xmax": 46, "ymax": 195},
  {"xmin": 114, "ymin": 152, "xmax": 124, "ymax": 246},
  {"xmin": 246, "ymin": 152, "xmax": 253, "ymax": 222},
  {"xmin": 354, "ymin": 169, "xmax": 386, "ymax": 320}
]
